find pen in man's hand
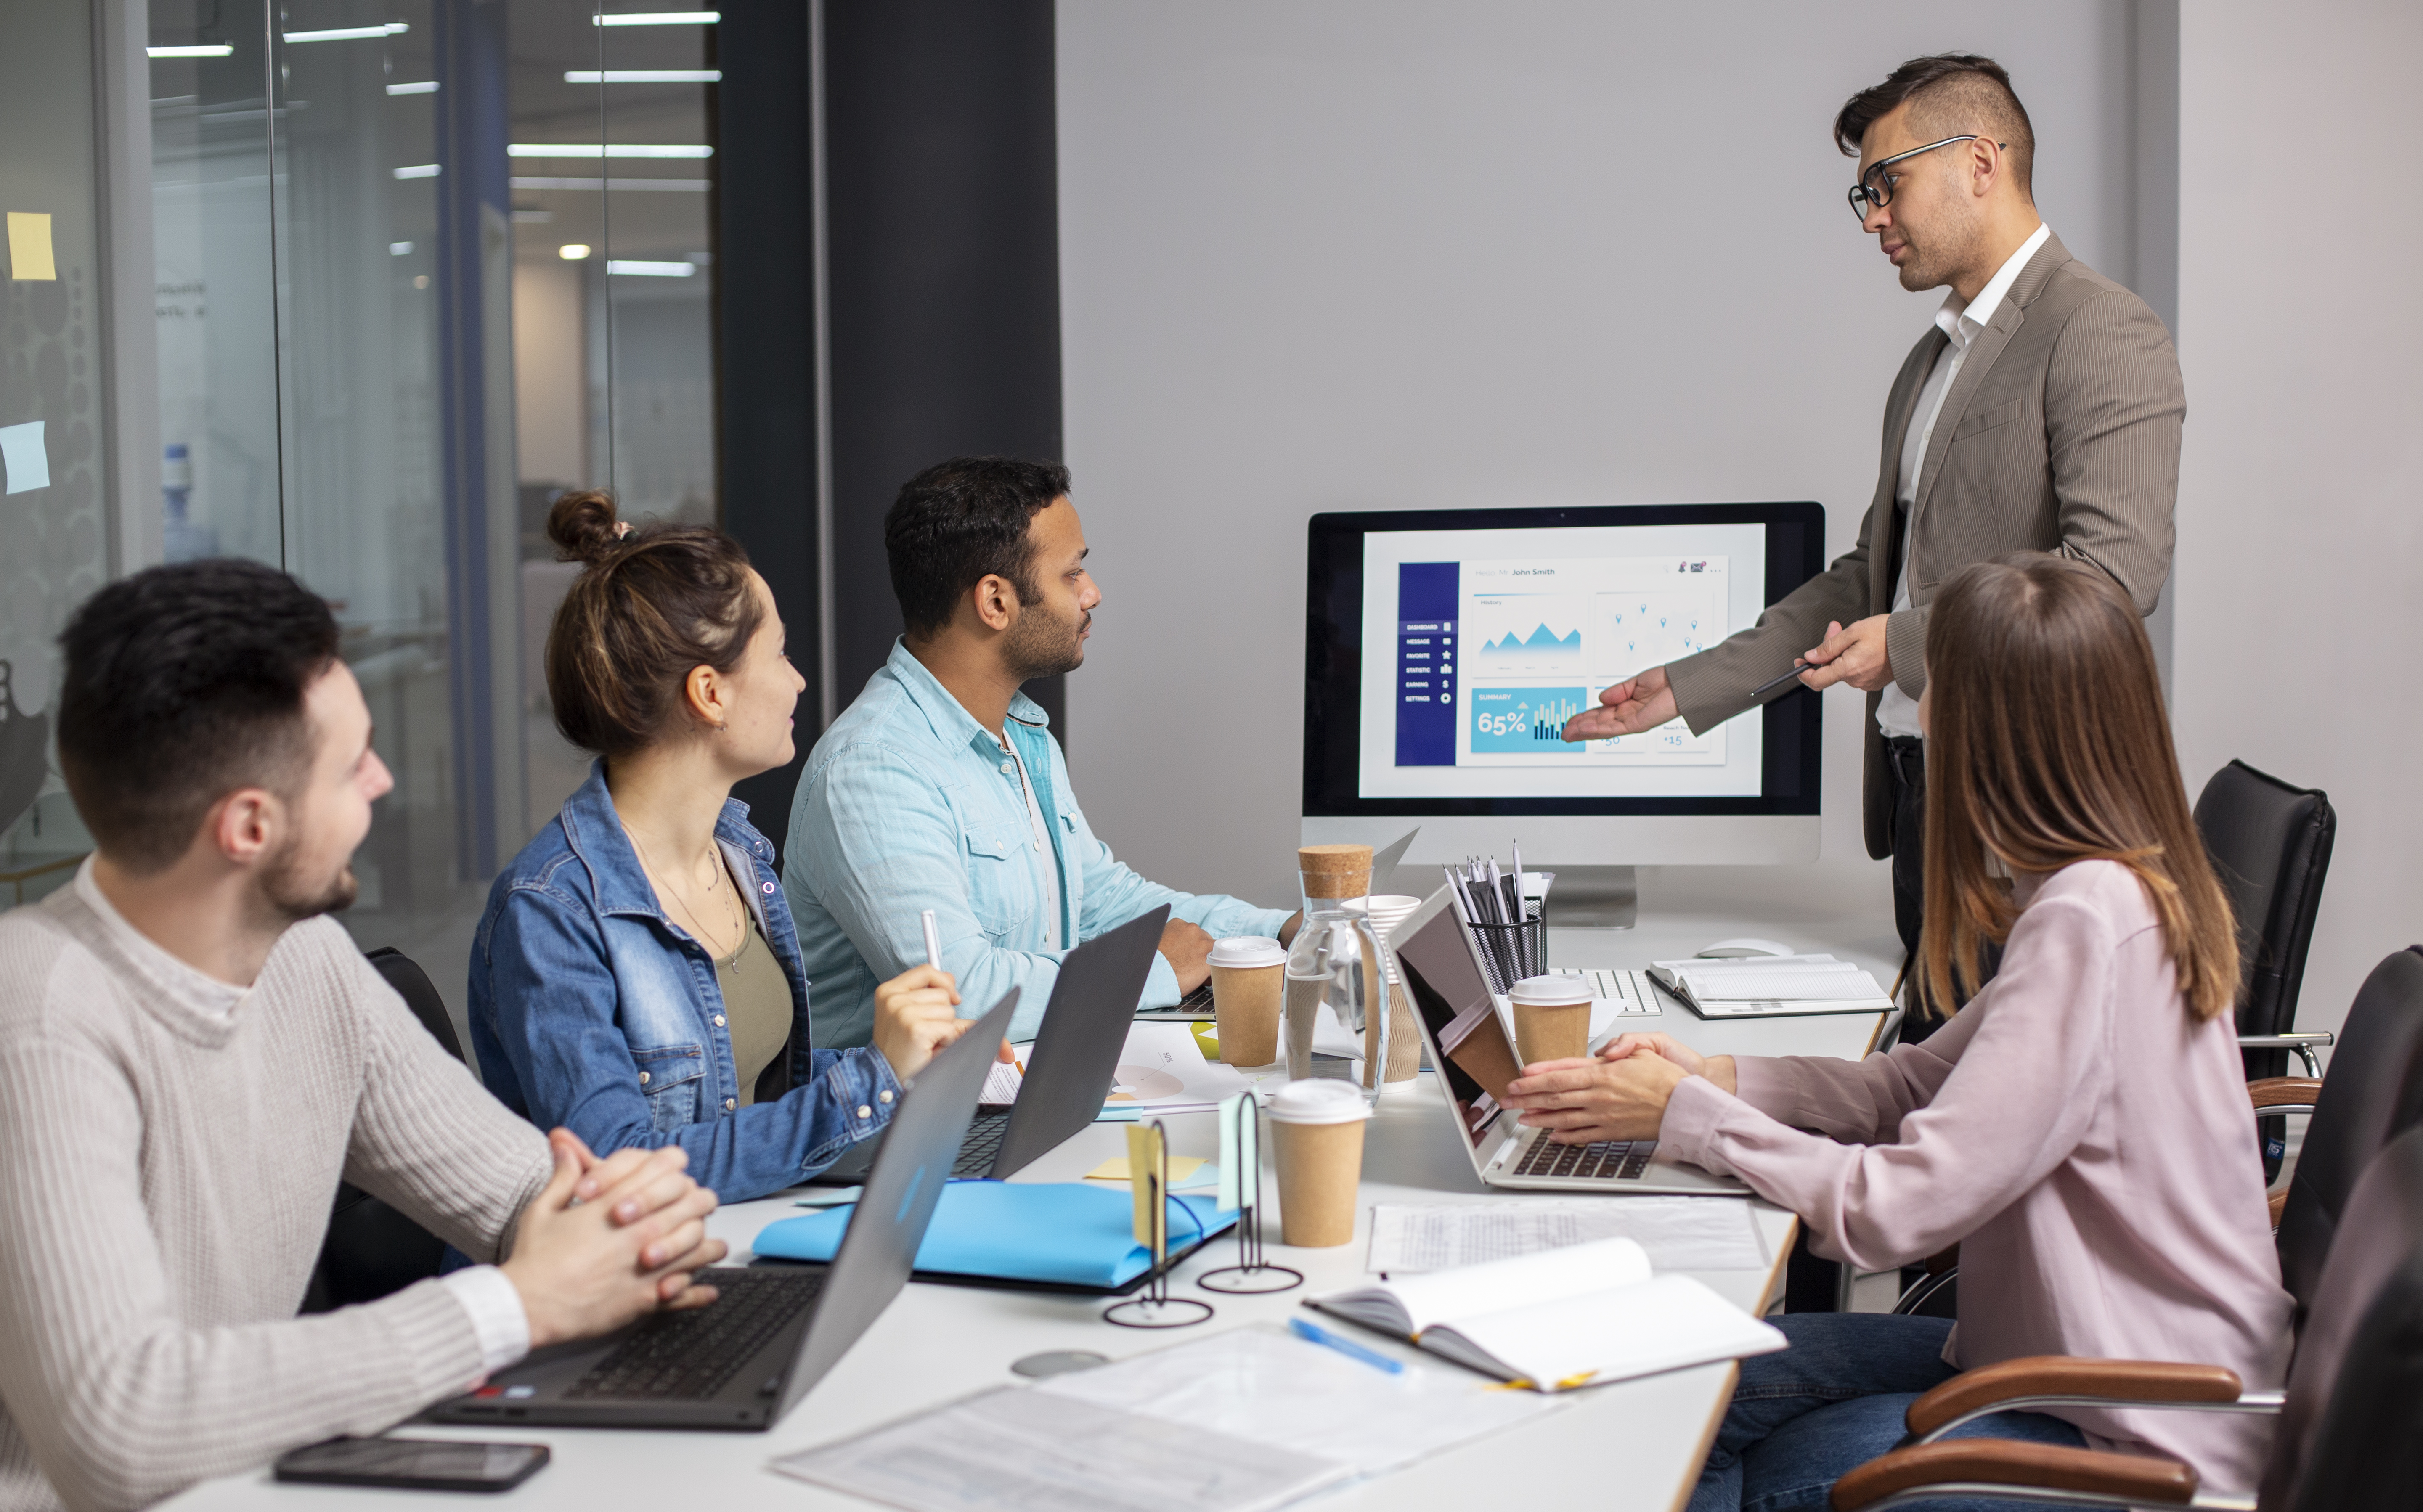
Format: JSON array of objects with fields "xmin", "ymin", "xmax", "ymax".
[
  {"xmin": 920, "ymin": 908, "xmax": 944, "ymax": 971},
  {"xmin": 1752, "ymin": 661, "xmax": 1815, "ymax": 700}
]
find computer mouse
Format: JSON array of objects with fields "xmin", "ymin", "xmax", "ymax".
[{"xmin": 1697, "ymin": 938, "xmax": 1793, "ymax": 959}]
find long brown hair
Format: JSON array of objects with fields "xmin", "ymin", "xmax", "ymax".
[
  {"xmin": 543, "ymin": 491, "xmax": 763, "ymax": 758},
  {"xmin": 1920, "ymin": 554, "xmax": 2238, "ymax": 1020}
]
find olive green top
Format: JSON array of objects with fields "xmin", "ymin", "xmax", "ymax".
[{"xmin": 714, "ymin": 919, "xmax": 793, "ymax": 1106}]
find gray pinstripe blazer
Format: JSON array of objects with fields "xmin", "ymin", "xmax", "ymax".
[{"xmin": 1664, "ymin": 232, "xmax": 2184, "ymax": 859}]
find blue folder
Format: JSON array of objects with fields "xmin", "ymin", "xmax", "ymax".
[{"xmin": 753, "ymin": 1181, "xmax": 1237, "ymax": 1291}]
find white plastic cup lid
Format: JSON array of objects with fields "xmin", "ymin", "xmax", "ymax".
[
  {"xmin": 1510, "ymin": 973, "xmax": 1593, "ymax": 1006},
  {"xmin": 1365, "ymin": 894, "xmax": 1423, "ymax": 915},
  {"xmin": 1269, "ymin": 1077, "xmax": 1373, "ymax": 1124},
  {"xmin": 1208, "ymin": 936, "xmax": 1288, "ymax": 968}
]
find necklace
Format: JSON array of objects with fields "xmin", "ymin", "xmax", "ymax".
[{"xmin": 623, "ymin": 821, "xmax": 744, "ymax": 961}]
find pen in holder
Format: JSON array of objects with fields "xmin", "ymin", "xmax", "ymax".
[
  {"xmin": 1197, "ymin": 1093, "xmax": 1303, "ymax": 1295},
  {"xmin": 1102, "ymin": 1120, "xmax": 1214, "ymax": 1329},
  {"xmin": 1466, "ymin": 916, "xmax": 1548, "ymax": 995}
]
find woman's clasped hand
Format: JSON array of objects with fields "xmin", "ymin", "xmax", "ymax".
[{"xmin": 1500, "ymin": 1033, "xmax": 1739, "ymax": 1144}]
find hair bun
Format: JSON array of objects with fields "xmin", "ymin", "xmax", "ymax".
[{"xmin": 546, "ymin": 490, "xmax": 625, "ymax": 565}]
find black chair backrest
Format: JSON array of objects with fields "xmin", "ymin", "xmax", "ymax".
[
  {"xmin": 2194, "ymin": 760, "xmax": 2334, "ymax": 1048},
  {"xmin": 2262, "ymin": 1125, "xmax": 2423, "ymax": 1512},
  {"xmin": 302, "ymin": 948, "xmax": 466, "ymax": 1313},
  {"xmin": 365, "ymin": 945, "xmax": 466, "ymax": 1063},
  {"xmin": 2275, "ymin": 948, "xmax": 2423, "ymax": 1324}
]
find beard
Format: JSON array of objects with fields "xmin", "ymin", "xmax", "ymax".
[
  {"xmin": 1002, "ymin": 599, "xmax": 1089, "ymax": 682},
  {"xmin": 261, "ymin": 831, "xmax": 360, "ymax": 923}
]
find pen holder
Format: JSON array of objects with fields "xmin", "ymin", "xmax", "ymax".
[{"xmin": 1466, "ymin": 916, "xmax": 1547, "ymax": 996}]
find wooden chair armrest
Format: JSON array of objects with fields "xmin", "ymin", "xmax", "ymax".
[
  {"xmin": 2248, "ymin": 1078, "xmax": 2322, "ymax": 1111},
  {"xmin": 2268, "ymin": 1189, "xmax": 2288, "ymax": 1228},
  {"xmin": 1832, "ymin": 1441, "xmax": 2198, "ymax": 1512},
  {"xmin": 1906, "ymin": 1356, "xmax": 2241, "ymax": 1438}
]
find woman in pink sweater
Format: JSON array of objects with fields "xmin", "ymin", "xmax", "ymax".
[{"xmin": 1504, "ymin": 555, "xmax": 2290, "ymax": 1510}]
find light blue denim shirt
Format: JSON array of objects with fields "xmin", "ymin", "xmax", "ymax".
[
  {"xmin": 785, "ymin": 639, "xmax": 1291, "ymax": 1045},
  {"xmin": 469, "ymin": 763, "xmax": 904, "ymax": 1202}
]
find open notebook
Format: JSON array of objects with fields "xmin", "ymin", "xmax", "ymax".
[{"xmin": 1306, "ymin": 1237, "xmax": 1784, "ymax": 1390}]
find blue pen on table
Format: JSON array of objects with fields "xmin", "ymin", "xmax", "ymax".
[{"xmin": 1289, "ymin": 1316, "xmax": 1405, "ymax": 1375}]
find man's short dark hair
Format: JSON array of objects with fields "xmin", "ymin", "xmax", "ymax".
[
  {"xmin": 884, "ymin": 457, "xmax": 1072, "ymax": 638},
  {"xmin": 56, "ymin": 559, "xmax": 342, "ymax": 873},
  {"xmin": 1834, "ymin": 54, "xmax": 2036, "ymax": 200}
]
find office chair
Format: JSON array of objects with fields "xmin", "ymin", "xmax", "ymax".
[
  {"xmin": 1832, "ymin": 1123, "xmax": 2423, "ymax": 1512},
  {"xmin": 2196, "ymin": 759, "xmax": 2336, "ymax": 1186},
  {"xmin": 1891, "ymin": 947, "xmax": 2423, "ymax": 1327},
  {"xmin": 301, "ymin": 948, "xmax": 468, "ymax": 1313}
]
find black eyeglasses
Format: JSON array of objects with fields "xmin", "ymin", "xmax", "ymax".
[{"xmin": 1847, "ymin": 135, "xmax": 1997, "ymax": 220}]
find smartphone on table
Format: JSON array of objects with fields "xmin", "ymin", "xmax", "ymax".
[{"xmin": 273, "ymin": 1436, "xmax": 549, "ymax": 1493}]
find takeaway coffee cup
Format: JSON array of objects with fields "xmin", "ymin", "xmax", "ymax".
[
  {"xmin": 1510, "ymin": 973, "xmax": 1594, "ymax": 1067},
  {"xmin": 1207, "ymin": 936, "xmax": 1288, "ymax": 1065},
  {"xmin": 1270, "ymin": 1078, "xmax": 1371, "ymax": 1247}
]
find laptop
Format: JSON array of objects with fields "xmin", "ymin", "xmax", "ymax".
[
  {"xmin": 1388, "ymin": 887, "xmax": 1747, "ymax": 1196},
  {"xmin": 811, "ymin": 905, "xmax": 1170, "ymax": 1185},
  {"xmin": 422, "ymin": 989, "xmax": 1019, "ymax": 1432}
]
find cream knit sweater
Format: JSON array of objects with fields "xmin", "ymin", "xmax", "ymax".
[{"xmin": 0, "ymin": 882, "xmax": 551, "ymax": 1512}]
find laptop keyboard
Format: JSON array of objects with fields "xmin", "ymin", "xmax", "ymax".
[
  {"xmin": 1582, "ymin": 969, "xmax": 1664, "ymax": 1016},
  {"xmin": 952, "ymin": 1110, "xmax": 1010, "ymax": 1178},
  {"xmin": 565, "ymin": 1268, "xmax": 824, "ymax": 1401},
  {"xmin": 1513, "ymin": 1137, "xmax": 1656, "ymax": 1181}
]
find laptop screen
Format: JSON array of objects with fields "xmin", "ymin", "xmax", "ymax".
[{"xmin": 1394, "ymin": 906, "xmax": 1527, "ymax": 1146}]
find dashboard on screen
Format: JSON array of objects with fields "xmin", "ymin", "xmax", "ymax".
[{"xmin": 1302, "ymin": 503, "xmax": 1825, "ymax": 818}]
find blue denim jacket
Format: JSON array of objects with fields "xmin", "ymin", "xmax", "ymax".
[
  {"xmin": 469, "ymin": 763, "xmax": 903, "ymax": 1202},
  {"xmin": 784, "ymin": 639, "xmax": 1291, "ymax": 1046}
]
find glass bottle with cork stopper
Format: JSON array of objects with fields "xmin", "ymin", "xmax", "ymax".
[{"xmin": 1283, "ymin": 844, "xmax": 1397, "ymax": 1102}]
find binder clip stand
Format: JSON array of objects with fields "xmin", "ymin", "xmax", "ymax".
[
  {"xmin": 1198, "ymin": 1096, "xmax": 1302, "ymax": 1295},
  {"xmin": 1103, "ymin": 1119, "xmax": 1213, "ymax": 1329}
]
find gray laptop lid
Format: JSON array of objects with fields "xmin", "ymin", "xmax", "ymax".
[
  {"xmin": 987, "ymin": 904, "xmax": 1169, "ymax": 1178},
  {"xmin": 1391, "ymin": 890, "xmax": 1526, "ymax": 1173},
  {"xmin": 775, "ymin": 987, "xmax": 1018, "ymax": 1420}
]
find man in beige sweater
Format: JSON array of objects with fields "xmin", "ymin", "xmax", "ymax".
[{"xmin": 0, "ymin": 561, "xmax": 732, "ymax": 1512}]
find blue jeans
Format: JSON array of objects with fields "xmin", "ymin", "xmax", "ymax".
[{"xmin": 1691, "ymin": 1314, "xmax": 2087, "ymax": 1512}]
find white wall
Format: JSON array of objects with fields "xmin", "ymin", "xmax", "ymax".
[
  {"xmin": 1058, "ymin": 2, "xmax": 2144, "ymax": 911},
  {"xmin": 2173, "ymin": 1, "xmax": 2423, "ymax": 1045}
]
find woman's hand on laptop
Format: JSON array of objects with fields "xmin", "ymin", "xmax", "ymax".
[
  {"xmin": 872, "ymin": 964, "xmax": 965, "ymax": 1079},
  {"xmin": 1600, "ymin": 1033, "xmax": 1736, "ymax": 1095},
  {"xmin": 504, "ymin": 1131, "xmax": 727, "ymax": 1349},
  {"xmin": 1500, "ymin": 1054, "xmax": 1681, "ymax": 1143}
]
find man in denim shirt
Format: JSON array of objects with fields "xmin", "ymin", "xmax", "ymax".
[{"xmin": 786, "ymin": 458, "xmax": 1296, "ymax": 1046}]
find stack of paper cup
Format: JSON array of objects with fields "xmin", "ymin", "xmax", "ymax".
[
  {"xmin": 1363, "ymin": 894, "xmax": 1426, "ymax": 1086},
  {"xmin": 1206, "ymin": 936, "xmax": 1288, "ymax": 1065},
  {"xmin": 1270, "ymin": 1078, "xmax": 1371, "ymax": 1247}
]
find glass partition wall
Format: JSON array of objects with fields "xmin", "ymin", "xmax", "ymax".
[{"xmin": 0, "ymin": 0, "xmax": 722, "ymax": 1024}]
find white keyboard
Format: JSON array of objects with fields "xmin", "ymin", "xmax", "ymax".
[{"xmin": 1583, "ymin": 968, "xmax": 1665, "ymax": 1017}]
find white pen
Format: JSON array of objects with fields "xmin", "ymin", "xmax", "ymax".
[{"xmin": 920, "ymin": 908, "xmax": 944, "ymax": 970}]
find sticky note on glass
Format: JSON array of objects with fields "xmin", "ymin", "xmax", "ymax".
[
  {"xmin": 6, "ymin": 214, "xmax": 56, "ymax": 281},
  {"xmin": 1084, "ymin": 1154, "xmax": 1205, "ymax": 1184},
  {"xmin": 0, "ymin": 422, "xmax": 48, "ymax": 495}
]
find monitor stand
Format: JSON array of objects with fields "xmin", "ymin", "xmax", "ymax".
[{"xmin": 1539, "ymin": 866, "xmax": 1637, "ymax": 929}]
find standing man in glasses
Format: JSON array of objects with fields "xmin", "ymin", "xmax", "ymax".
[{"xmin": 1564, "ymin": 53, "xmax": 2182, "ymax": 1031}]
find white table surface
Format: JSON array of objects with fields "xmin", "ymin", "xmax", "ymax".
[{"xmin": 170, "ymin": 881, "xmax": 1896, "ymax": 1512}]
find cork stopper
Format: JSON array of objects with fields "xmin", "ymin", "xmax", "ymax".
[{"xmin": 1298, "ymin": 843, "xmax": 1374, "ymax": 900}]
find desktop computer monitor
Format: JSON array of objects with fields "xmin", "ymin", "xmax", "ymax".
[{"xmin": 1301, "ymin": 503, "xmax": 1827, "ymax": 914}]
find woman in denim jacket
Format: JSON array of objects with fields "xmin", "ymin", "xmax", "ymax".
[{"xmin": 469, "ymin": 492, "xmax": 978, "ymax": 1201}]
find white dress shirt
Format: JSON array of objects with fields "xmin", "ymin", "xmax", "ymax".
[
  {"xmin": 72, "ymin": 859, "xmax": 532, "ymax": 1375},
  {"xmin": 1874, "ymin": 221, "xmax": 2052, "ymax": 739}
]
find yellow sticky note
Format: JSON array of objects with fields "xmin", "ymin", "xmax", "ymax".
[
  {"xmin": 1124, "ymin": 1124, "xmax": 1165, "ymax": 1250},
  {"xmin": 1084, "ymin": 1154, "xmax": 1206, "ymax": 1184},
  {"xmin": 6, "ymin": 214, "xmax": 56, "ymax": 281},
  {"xmin": 1190, "ymin": 1022, "xmax": 1220, "ymax": 1059}
]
